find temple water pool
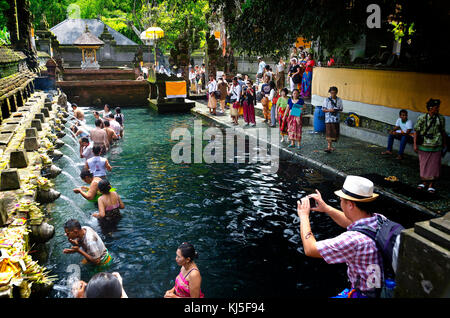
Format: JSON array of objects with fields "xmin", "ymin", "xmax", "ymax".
[{"xmin": 43, "ymin": 106, "xmax": 429, "ymax": 298}]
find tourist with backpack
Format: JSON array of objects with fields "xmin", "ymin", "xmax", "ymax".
[{"xmin": 296, "ymin": 175, "xmax": 404, "ymax": 298}]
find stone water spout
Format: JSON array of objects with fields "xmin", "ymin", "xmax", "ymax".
[
  {"xmin": 30, "ymin": 222, "xmax": 55, "ymax": 243},
  {"xmin": 56, "ymin": 131, "xmax": 66, "ymax": 139},
  {"xmin": 41, "ymin": 164, "xmax": 62, "ymax": 179},
  {"xmin": 36, "ymin": 188, "xmax": 61, "ymax": 203},
  {"xmin": 54, "ymin": 139, "xmax": 65, "ymax": 149},
  {"xmin": 49, "ymin": 149, "xmax": 64, "ymax": 161}
]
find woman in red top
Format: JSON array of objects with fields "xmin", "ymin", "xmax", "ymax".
[
  {"xmin": 164, "ymin": 242, "xmax": 204, "ymax": 298},
  {"xmin": 300, "ymin": 53, "xmax": 315, "ymax": 98}
]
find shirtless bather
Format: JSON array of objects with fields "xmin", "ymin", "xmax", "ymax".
[
  {"xmin": 72, "ymin": 104, "xmax": 85, "ymax": 122},
  {"xmin": 90, "ymin": 119, "xmax": 109, "ymax": 154},
  {"xmin": 103, "ymin": 120, "xmax": 118, "ymax": 145}
]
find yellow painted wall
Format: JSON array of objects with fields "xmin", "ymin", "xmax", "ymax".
[{"xmin": 312, "ymin": 67, "xmax": 450, "ymax": 116}]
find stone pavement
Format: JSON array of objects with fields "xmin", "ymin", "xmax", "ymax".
[{"xmin": 191, "ymin": 99, "xmax": 450, "ymax": 216}]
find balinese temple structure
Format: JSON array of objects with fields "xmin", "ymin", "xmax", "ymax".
[{"xmin": 73, "ymin": 25, "xmax": 104, "ymax": 70}]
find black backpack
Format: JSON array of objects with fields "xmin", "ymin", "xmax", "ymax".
[{"xmin": 352, "ymin": 215, "xmax": 404, "ymax": 279}]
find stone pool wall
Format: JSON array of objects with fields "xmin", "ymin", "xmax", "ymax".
[{"xmin": 0, "ymin": 89, "xmax": 70, "ymax": 297}]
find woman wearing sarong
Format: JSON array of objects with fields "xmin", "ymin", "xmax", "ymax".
[
  {"xmin": 322, "ymin": 86, "xmax": 343, "ymax": 152},
  {"xmin": 300, "ymin": 53, "xmax": 315, "ymax": 98},
  {"xmin": 283, "ymin": 89, "xmax": 305, "ymax": 149},
  {"xmin": 260, "ymin": 74, "xmax": 271, "ymax": 123},
  {"xmin": 207, "ymin": 74, "xmax": 217, "ymax": 115},
  {"xmin": 414, "ymin": 99, "xmax": 447, "ymax": 194},
  {"xmin": 277, "ymin": 88, "xmax": 289, "ymax": 142},
  {"xmin": 164, "ymin": 242, "xmax": 204, "ymax": 298}
]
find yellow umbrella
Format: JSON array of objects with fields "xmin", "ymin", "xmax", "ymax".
[{"xmin": 140, "ymin": 27, "xmax": 165, "ymax": 41}]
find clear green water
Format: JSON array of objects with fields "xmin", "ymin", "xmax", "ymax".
[{"xmin": 43, "ymin": 106, "xmax": 428, "ymax": 298}]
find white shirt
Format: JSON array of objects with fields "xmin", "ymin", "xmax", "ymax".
[
  {"xmin": 109, "ymin": 120, "xmax": 121, "ymax": 137},
  {"xmin": 80, "ymin": 226, "xmax": 107, "ymax": 260},
  {"xmin": 87, "ymin": 156, "xmax": 108, "ymax": 177},
  {"xmin": 258, "ymin": 61, "xmax": 266, "ymax": 74},
  {"xmin": 268, "ymin": 88, "xmax": 276, "ymax": 101},
  {"xmin": 101, "ymin": 110, "xmax": 112, "ymax": 120},
  {"xmin": 82, "ymin": 144, "xmax": 94, "ymax": 160},
  {"xmin": 395, "ymin": 118, "xmax": 414, "ymax": 133},
  {"xmin": 276, "ymin": 62, "xmax": 285, "ymax": 73},
  {"xmin": 230, "ymin": 84, "xmax": 241, "ymax": 101},
  {"xmin": 207, "ymin": 80, "xmax": 217, "ymax": 93}
]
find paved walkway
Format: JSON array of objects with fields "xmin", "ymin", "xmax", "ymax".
[{"xmin": 191, "ymin": 99, "xmax": 449, "ymax": 216}]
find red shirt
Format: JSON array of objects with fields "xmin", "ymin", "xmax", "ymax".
[{"xmin": 305, "ymin": 60, "xmax": 315, "ymax": 72}]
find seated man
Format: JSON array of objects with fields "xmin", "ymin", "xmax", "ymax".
[
  {"xmin": 297, "ymin": 175, "xmax": 387, "ymax": 298},
  {"xmin": 381, "ymin": 109, "xmax": 414, "ymax": 160},
  {"xmin": 63, "ymin": 219, "xmax": 112, "ymax": 266},
  {"xmin": 73, "ymin": 169, "xmax": 103, "ymax": 202}
]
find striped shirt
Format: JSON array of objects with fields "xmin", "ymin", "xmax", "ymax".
[{"xmin": 316, "ymin": 213, "xmax": 384, "ymax": 291}]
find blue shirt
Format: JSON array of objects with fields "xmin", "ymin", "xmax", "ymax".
[{"xmin": 288, "ymin": 98, "xmax": 305, "ymax": 110}]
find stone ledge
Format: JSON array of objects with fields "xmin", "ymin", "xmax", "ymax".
[{"xmin": 414, "ymin": 220, "xmax": 450, "ymax": 250}]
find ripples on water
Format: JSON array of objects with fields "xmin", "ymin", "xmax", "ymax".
[{"xmin": 44, "ymin": 107, "xmax": 428, "ymax": 298}]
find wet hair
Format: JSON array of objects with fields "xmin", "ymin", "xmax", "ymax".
[
  {"xmin": 104, "ymin": 120, "xmax": 110, "ymax": 127},
  {"xmin": 399, "ymin": 109, "xmax": 408, "ymax": 116},
  {"xmin": 281, "ymin": 88, "xmax": 289, "ymax": 96},
  {"xmin": 95, "ymin": 119, "xmax": 103, "ymax": 127},
  {"xmin": 80, "ymin": 168, "xmax": 93, "ymax": 180},
  {"xmin": 108, "ymin": 114, "xmax": 115, "ymax": 119},
  {"xmin": 93, "ymin": 145, "xmax": 101, "ymax": 155},
  {"xmin": 71, "ymin": 103, "xmax": 77, "ymax": 108},
  {"xmin": 98, "ymin": 179, "xmax": 112, "ymax": 194},
  {"xmin": 85, "ymin": 272, "xmax": 122, "ymax": 298},
  {"xmin": 81, "ymin": 137, "xmax": 89, "ymax": 144},
  {"xmin": 177, "ymin": 242, "xmax": 198, "ymax": 261},
  {"xmin": 94, "ymin": 111, "xmax": 100, "ymax": 116},
  {"xmin": 269, "ymin": 81, "xmax": 276, "ymax": 89},
  {"xmin": 426, "ymin": 98, "xmax": 440, "ymax": 110},
  {"xmin": 64, "ymin": 219, "xmax": 81, "ymax": 231},
  {"xmin": 115, "ymin": 107, "xmax": 121, "ymax": 114},
  {"xmin": 328, "ymin": 86, "xmax": 338, "ymax": 93}
]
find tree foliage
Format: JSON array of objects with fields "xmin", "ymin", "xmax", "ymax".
[
  {"xmin": 211, "ymin": 0, "xmax": 381, "ymax": 58},
  {"xmin": 10, "ymin": 0, "xmax": 210, "ymax": 54},
  {"xmin": 211, "ymin": 0, "xmax": 449, "ymax": 71}
]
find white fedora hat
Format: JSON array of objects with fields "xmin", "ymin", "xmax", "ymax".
[{"xmin": 335, "ymin": 176, "xmax": 379, "ymax": 202}]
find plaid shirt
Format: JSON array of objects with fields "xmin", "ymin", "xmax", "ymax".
[{"xmin": 316, "ymin": 214, "xmax": 384, "ymax": 291}]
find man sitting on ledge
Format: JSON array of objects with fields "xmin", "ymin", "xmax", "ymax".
[{"xmin": 381, "ymin": 109, "xmax": 414, "ymax": 160}]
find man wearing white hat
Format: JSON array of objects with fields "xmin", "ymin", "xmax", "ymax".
[{"xmin": 296, "ymin": 175, "xmax": 384, "ymax": 298}]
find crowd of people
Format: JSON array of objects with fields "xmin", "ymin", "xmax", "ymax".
[
  {"xmin": 203, "ymin": 47, "xmax": 446, "ymax": 193},
  {"xmin": 66, "ymin": 103, "xmax": 204, "ymax": 298}
]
